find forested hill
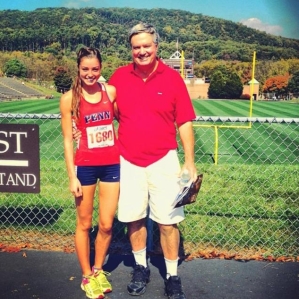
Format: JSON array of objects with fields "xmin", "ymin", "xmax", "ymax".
[{"xmin": 0, "ymin": 7, "xmax": 299, "ymax": 62}]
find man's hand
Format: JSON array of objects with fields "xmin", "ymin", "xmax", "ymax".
[
  {"xmin": 180, "ymin": 164, "xmax": 198, "ymax": 182},
  {"xmin": 72, "ymin": 128, "xmax": 82, "ymax": 142}
]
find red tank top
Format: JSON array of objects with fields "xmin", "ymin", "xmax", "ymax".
[{"xmin": 74, "ymin": 83, "xmax": 120, "ymax": 166}]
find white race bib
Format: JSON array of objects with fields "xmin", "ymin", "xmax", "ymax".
[{"xmin": 86, "ymin": 124, "xmax": 114, "ymax": 148}]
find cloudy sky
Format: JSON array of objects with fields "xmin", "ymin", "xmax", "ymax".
[{"xmin": 1, "ymin": 0, "xmax": 298, "ymax": 39}]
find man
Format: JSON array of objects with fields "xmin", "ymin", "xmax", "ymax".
[{"xmin": 109, "ymin": 23, "xmax": 197, "ymax": 299}]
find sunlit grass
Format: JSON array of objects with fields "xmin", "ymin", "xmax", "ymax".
[{"xmin": 0, "ymin": 99, "xmax": 298, "ymax": 257}]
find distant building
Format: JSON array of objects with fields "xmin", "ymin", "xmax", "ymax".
[
  {"xmin": 162, "ymin": 50, "xmax": 194, "ymax": 79},
  {"xmin": 243, "ymin": 78, "xmax": 260, "ymax": 100},
  {"xmin": 185, "ymin": 78, "xmax": 260, "ymax": 100},
  {"xmin": 161, "ymin": 45, "xmax": 260, "ymax": 100}
]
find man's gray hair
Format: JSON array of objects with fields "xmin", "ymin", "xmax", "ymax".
[{"xmin": 128, "ymin": 23, "xmax": 160, "ymax": 45}]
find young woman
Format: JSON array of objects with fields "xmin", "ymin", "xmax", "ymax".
[{"xmin": 60, "ymin": 47, "xmax": 119, "ymax": 299}]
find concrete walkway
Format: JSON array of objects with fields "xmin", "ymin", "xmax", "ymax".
[{"xmin": 0, "ymin": 250, "xmax": 298, "ymax": 299}]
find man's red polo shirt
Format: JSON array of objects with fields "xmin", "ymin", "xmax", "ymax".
[{"xmin": 109, "ymin": 60, "xmax": 196, "ymax": 167}]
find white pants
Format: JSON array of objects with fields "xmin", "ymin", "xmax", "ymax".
[{"xmin": 118, "ymin": 150, "xmax": 185, "ymax": 224}]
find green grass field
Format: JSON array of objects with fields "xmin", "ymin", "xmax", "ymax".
[
  {"xmin": 1, "ymin": 98, "xmax": 299, "ymax": 117},
  {"xmin": 2, "ymin": 98, "xmax": 298, "ymax": 164},
  {"xmin": 192, "ymin": 99, "xmax": 299, "ymax": 118}
]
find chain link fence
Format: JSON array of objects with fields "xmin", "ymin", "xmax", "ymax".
[{"xmin": 0, "ymin": 114, "xmax": 298, "ymax": 259}]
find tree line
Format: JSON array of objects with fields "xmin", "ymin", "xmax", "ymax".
[
  {"xmin": 3, "ymin": 51, "xmax": 298, "ymax": 99},
  {"xmin": 1, "ymin": 7, "xmax": 299, "ymax": 62},
  {"xmin": 1, "ymin": 7, "xmax": 299, "ymax": 98}
]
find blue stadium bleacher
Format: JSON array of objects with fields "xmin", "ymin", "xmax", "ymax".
[{"xmin": 0, "ymin": 77, "xmax": 44, "ymax": 100}]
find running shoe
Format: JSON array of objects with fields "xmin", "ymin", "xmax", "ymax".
[
  {"xmin": 127, "ymin": 264, "xmax": 150, "ymax": 296},
  {"xmin": 81, "ymin": 275, "xmax": 104, "ymax": 299},
  {"xmin": 164, "ymin": 275, "xmax": 187, "ymax": 299},
  {"xmin": 93, "ymin": 268, "xmax": 112, "ymax": 294}
]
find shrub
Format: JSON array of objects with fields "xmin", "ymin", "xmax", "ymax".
[{"xmin": 240, "ymin": 93, "xmax": 251, "ymax": 100}]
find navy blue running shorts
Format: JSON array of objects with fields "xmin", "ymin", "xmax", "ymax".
[{"xmin": 76, "ymin": 164, "xmax": 120, "ymax": 185}]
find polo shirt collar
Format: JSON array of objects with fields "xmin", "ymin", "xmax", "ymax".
[{"xmin": 130, "ymin": 58, "xmax": 165, "ymax": 75}]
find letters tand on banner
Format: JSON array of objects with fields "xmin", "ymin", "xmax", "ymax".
[{"xmin": 0, "ymin": 124, "xmax": 40, "ymax": 193}]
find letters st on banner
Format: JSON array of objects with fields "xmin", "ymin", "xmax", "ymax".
[{"xmin": 0, "ymin": 124, "xmax": 40, "ymax": 193}]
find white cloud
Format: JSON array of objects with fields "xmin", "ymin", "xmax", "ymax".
[{"xmin": 240, "ymin": 18, "xmax": 283, "ymax": 36}]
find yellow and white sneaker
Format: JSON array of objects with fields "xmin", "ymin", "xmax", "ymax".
[
  {"xmin": 93, "ymin": 268, "xmax": 112, "ymax": 294},
  {"xmin": 81, "ymin": 274, "xmax": 104, "ymax": 299}
]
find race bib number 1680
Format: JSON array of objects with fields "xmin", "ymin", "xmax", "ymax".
[{"xmin": 86, "ymin": 124, "xmax": 114, "ymax": 148}]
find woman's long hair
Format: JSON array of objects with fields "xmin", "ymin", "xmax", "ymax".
[{"xmin": 71, "ymin": 47, "xmax": 102, "ymax": 120}]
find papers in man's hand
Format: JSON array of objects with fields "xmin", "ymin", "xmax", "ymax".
[
  {"xmin": 173, "ymin": 174, "xmax": 203, "ymax": 208},
  {"xmin": 173, "ymin": 181, "xmax": 192, "ymax": 207}
]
